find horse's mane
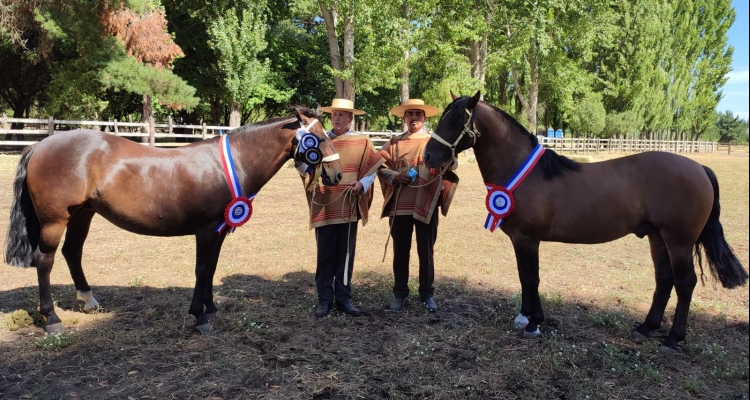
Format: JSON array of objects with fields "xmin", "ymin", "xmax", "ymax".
[
  {"xmin": 227, "ymin": 106, "xmax": 321, "ymax": 135},
  {"xmin": 448, "ymin": 96, "xmax": 581, "ymax": 180}
]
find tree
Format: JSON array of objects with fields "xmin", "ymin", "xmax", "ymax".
[
  {"xmin": 715, "ymin": 110, "xmax": 748, "ymax": 143},
  {"xmin": 101, "ymin": 5, "xmax": 197, "ymax": 128},
  {"xmin": 567, "ymin": 91, "xmax": 606, "ymax": 137}
]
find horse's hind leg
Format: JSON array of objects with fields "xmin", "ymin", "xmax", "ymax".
[
  {"xmin": 61, "ymin": 208, "xmax": 99, "ymax": 313},
  {"xmin": 34, "ymin": 222, "xmax": 68, "ymax": 332},
  {"xmin": 635, "ymin": 234, "xmax": 674, "ymax": 339},
  {"xmin": 661, "ymin": 242, "xmax": 698, "ymax": 351}
]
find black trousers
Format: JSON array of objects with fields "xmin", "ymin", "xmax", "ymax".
[
  {"xmin": 390, "ymin": 212, "xmax": 438, "ymax": 299},
  {"xmin": 315, "ymin": 222, "xmax": 358, "ymax": 305}
]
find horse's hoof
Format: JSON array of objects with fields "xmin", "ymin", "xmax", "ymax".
[
  {"xmin": 522, "ymin": 327, "xmax": 541, "ymax": 339},
  {"xmin": 45, "ymin": 322, "xmax": 65, "ymax": 333},
  {"xmin": 77, "ymin": 290, "xmax": 100, "ymax": 313},
  {"xmin": 514, "ymin": 313, "xmax": 529, "ymax": 330},
  {"xmin": 659, "ymin": 345, "xmax": 679, "ymax": 354},
  {"xmin": 632, "ymin": 330, "xmax": 649, "ymax": 342},
  {"xmin": 205, "ymin": 311, "xmax": 220, "ymax": 320},
  {"xmin": 194, "ymin": 322, "xmax": 213, "ymax": 334}
]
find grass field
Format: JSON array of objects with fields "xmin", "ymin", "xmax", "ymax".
[{"xmin": 0, "ymin": 151, "xmax": 747, "ymax": 399}]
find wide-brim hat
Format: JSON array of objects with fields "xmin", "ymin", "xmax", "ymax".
[
  {"xmin": 390, "ymin": 99, "xmax": 440, "ymax": 118},
  {"xmin": 319, "ymin": 98, "xmax": 366, "ymax": 115}
]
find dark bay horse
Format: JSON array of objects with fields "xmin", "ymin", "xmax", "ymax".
[
  {"xmin": 4, "ymin": 107, "xmax": 343, "ymax": 333},
  {"xmin": 423, "ymin": 92, "xmax": 748, "ymax": 350}
]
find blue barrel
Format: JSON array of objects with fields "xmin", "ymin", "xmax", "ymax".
[
  {"xmin": 555, "ymin": 129, "xmax": 563, "ymax": 138},
  {"xmin": 547, "ymin": 128, "xmax": 554, "ymax": 138}
]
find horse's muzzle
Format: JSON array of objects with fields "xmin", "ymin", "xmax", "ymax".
[
  {"xmin": 423, "ymin": 150, "xmax": 443, "ymax": 169},
  {"xmin": 321, "ymin": 171, "xmax": 342, "ymax": 186}
]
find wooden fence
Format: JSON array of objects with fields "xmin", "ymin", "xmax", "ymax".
[
  {"xmin": 0, "ymin": 116, "xmax": 230, "ymax": 148},
  {"xmin": 0, "ymin": 116, "xmax": 720, "ymax": 155},
  {"xmin": 537, "ymin": 136, "xmax": 718, "ymax": 155}
]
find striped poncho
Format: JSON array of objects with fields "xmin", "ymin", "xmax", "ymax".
[
  {"xmin": 377, "ymin": 132, "xmax": 459, "ymax": 223},
  {"xmin": 304, "ymin": 134, "xmax": 385, "ymax": 229}
]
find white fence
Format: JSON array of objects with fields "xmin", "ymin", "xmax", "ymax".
[
  {"xmin": 537, "ymin": 136, "xmax": 718, "ymax": 154},
  {"xmin": 0, "ymin": 116, "xmax": 231, "ymax": 148},
  {"xmin": 0, "ymin": 116, "xmax": 718, "ymax": 154}
]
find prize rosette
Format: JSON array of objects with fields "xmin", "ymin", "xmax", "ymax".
[
  {"xmin": 485, "ymin": 185, "xmax": 514, "ymax": 232},
  {"xmin": 300, "ymin": 133, "xmax": 319, "ymax": 150},
  {"xmin": 224, "ymin": 197, "xmax": 254, "ymax": 228}
]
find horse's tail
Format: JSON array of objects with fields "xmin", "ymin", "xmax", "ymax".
[
  {"xmin": 694, "ymin": 166, "xmax": 748, "ymax": 289},
  {"xmin": 4, "ymin": 145, "xmax": 40, "ymax": 268}
]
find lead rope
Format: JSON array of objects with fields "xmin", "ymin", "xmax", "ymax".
[
  {"xmin": 380, "ymin": 147, "xmax": 453, "ymax": 263},
  {"xmin": 308, "ymin": 181, "xmax": 359, "ymax": 285}
]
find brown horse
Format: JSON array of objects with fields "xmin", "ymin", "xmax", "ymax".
[
  {"xmin": 423, "ymin": 92, "xmax": 748, "ymax": 350},
  {"xmin": 4, "ymin": 107, "xmax": 343, "ymax": 333}
]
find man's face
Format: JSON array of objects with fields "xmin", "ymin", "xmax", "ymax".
[
  {"xmin": 404, "ymin": 109, "xmax": 425, "ymax": 133},
  {"xmin": 331, "ymin": 110, "xmax": 353, "ymax": 135}
]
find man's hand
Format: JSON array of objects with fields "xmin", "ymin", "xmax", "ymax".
[
  {"xmin": 351, "ymin": 181, "xmax": 364, "ymax": 193},
  {"xmin": 393, "ymin": 172, "xmax": 412, "ymax": 185}
]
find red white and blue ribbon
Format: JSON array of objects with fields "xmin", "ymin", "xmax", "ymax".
[
  {"xmin": 484, "ymin": 143, "xmax": 545, "ymax": 232},
  {"xmin": 216, "ymin": 134, "xmax": 256, "ymax": 233}
]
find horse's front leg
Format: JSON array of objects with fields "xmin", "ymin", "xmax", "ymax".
[
  {"xmin": 511, "ymin": 237, "xmax": 543, "ymax": 338},
  {"xmin": 190, "ymin": 230, "xmax": 227, "ymax": 334}
]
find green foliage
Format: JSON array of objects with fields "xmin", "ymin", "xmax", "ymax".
[
  {"xmin": 567, "ymin": 91, "xmax": 606, "ymax": 136},
  {"xmin": 35, "ymin": 331, "xmax": 77, "ymax": 351},
  {"xmin": 715, "ymin": 110, "xmax": 749, "ymax": 143},
  {"xmin": 604, "ymin": 110, "xmax": 640, "ymax": 138}
]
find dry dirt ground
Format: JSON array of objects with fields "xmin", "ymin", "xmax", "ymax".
[{"xmin": 0, "ymin": 151, "xmax": 747, "ymax": 400}]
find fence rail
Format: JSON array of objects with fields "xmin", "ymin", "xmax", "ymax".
[
  {"xmin": 537, "ymin": 137, "xmax": 718, "ymax": 155},
  {"xmin": 0, "ymin": 116, "xmax": 231, "ymax": 147},
  {"xmin": 0, "ymin": 117, "xmax": 723, "ymax": 154}
]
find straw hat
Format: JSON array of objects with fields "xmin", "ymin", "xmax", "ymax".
[
  {"xmin": 390, "ymin": 99, "xmax": 440, "ymax": 118},
  {"xmin": 319, "ymin": 98, "xmax": 366, "ymax": 115}
]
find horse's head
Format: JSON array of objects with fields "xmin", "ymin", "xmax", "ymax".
[
  {"xmin": 292, "ymin": 106, "xmax": 343, "ymax": 186},
  {"xmin": 423, "ymin": 91, "xmax": 482, "ymax": 168}
]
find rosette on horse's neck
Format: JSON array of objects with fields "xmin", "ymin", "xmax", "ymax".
[
  {"xmin": 484, "ymin": 143, "xmax": 545, "ymax": 232},
  {"xmin": 216, "ymin": 134, "xmax": 256, "ymax": 234}
]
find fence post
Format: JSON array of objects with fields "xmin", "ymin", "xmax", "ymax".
[
  {"xmin": 728, "ymin": 142, "xmax": 731, "ymax": 155},
  {"xmin": 114, "ymin": 119, "xmax": 119, "ymax": 136},
  {"xmin": 168, "ymin": 115, "xmax": 173, "ymax": 134},
  {"xmin": 202, "ymin": 123, "xmax": 207, "ymax": 140},
  {"xmin": 149, "ymin": 117, "xmax": 155, "ymax": 147},
  {"xmin": 48, "ymin": 116, "xmax": 55, "ymax": 136}
]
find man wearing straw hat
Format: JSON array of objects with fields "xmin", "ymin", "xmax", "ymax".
[
  {"xmin": 377, "ymin": 99, "xmax": 459, "ymax": 313},
  {"xmin": 296, "ymin": 98, "xmax": 385, "ymax": 318}
]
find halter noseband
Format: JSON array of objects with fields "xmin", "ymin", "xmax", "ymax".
[{"xmin": 429, "ymin": 108, "xmax": 480, "ymax": 161}]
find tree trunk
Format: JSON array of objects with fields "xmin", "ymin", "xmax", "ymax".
[
  {"xmin": 321, "ymin": 3, "xmax": 344, "ymax": 98},
  {"xmin": 469, "ymin": 8, "xmax": 490, "ymax": 97},
  {"xmin": 229, "ymin": 101, "xmax": 241, "ymax": 127},
  {"xmin": 510, "ymin": 39, "xmax": 538, "ymax": 133},
  {"xmin": 210, "ymin": 95, "xmax": 222, "ymax": 125},
  {"xmin": 342, "ymin": 14, "xmax": 355, "ymax": 100},
  {"xmin": 141, "ymin": 93, "xmax": 153, "ymax": 142}
]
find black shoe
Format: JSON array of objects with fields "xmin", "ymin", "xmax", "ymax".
[
  {"xmin": 336, "ymin": 300, "xmax": 362, "ymax": 316},
  {"xmin": 389, "ymin": 297, "xmax": 405, "ymax": 311},
  {"xmin": 314, "ymin": 303, "xmax": 331, "ymax": 318},
  {"xmin": 422, "ymin": 297, "xmax": 438, "ymax": 313}
]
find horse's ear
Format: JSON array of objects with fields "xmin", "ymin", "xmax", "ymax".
[
  {"xmin": 467, "ymin": 91, "xmax": 481, "ymax": 109},
  {"xmin": 450, "ymin": 90, "xmax": 457, "ymax": 101},
  {"xmin": 293, "ymin": 106, "xmax": 303, "ymax": 121}
]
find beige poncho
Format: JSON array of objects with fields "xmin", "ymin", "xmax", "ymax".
[
  {"xmin": 305, "ymin": 135, "xmax": 385, "ymax": 229},
  {"xmin": 377, "ymin": 132, "xmax": 459, "ymax": 223}
]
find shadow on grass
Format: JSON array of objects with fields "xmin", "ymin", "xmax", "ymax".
[{"xmin": 0, "ymin": 271, "xmax": 748, "ymax": 400}]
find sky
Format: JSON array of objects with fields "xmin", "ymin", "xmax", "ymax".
[{"xmin": 717, "ymin": 0, "xmax": 749, "ymax": 121}]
